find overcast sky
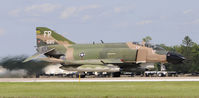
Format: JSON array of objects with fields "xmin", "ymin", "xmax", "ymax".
[{"xmin": 0, "ymin": 0, "xmax": 199, "ymax": 57}]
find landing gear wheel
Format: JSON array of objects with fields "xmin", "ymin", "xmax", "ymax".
[
  {"xmin": 76, "ymin": 73, "xmax": 86, "ymax": 78},
  {"xmin": 112, "ymin": 72, "xmax": 121, "ymax": 77},
  {"xmin": 158, "ymin": 73, "xmax": 162, "ymax": 77}
]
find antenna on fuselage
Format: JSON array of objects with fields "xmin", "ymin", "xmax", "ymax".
[{"xmin": 100, "ymin": 40, "xmax": 104, "ymax": 44}]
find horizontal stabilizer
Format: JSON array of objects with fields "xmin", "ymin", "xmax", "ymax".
[
  {"xmin": 23, "ymin": 48, "xmax": 55, "ymax": 63},
  {"xmin": 23, "ymin": 53, "xmax": 41, "ymax": 63}
]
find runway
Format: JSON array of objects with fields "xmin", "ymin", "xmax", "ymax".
[{"xmin": 1, "ymin": 77, "xmax": 199, "ymax": 82}]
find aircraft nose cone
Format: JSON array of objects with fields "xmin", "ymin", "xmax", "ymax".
[{"xmin": 167, "ymin": 52, "xmax": 185, "ymax": 64}]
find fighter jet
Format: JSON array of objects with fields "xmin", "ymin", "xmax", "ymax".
[{"xmin": 24, "ymin": 27, "xmax": 185, "ymax": 76}]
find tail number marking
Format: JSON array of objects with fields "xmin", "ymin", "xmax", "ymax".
[
  {"xmin": 46, "ymin": 40, "xmax": 55, "ymax": 44},
  {"xmin": 44, "ymin": 31, "xmax": 55, "ymax": 44}
]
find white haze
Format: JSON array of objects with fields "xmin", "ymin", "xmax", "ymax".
[
  {"xmin": 43, "ymin": 64, "xmax": 72, "ymax": 74},
  {"xmin": 0, "ymin": 66, "xmax": 27, "ymax": 78},
  {"xmin": 0, "ymin": 64, "xmax": 73, "ymax": 78}
]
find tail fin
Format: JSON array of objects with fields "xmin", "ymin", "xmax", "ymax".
[{"xmin": 36, "ymin": 27, "xmax": 75, "ymax": 47}]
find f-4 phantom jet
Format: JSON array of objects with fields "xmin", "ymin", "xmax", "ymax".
[{"xmin": 24, "ymin": 27, "xmax": 185, "ymax": 76}]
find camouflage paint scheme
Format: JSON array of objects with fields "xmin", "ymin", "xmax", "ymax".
[{"xmin": 24, "ymin": 27, "xmax": 170, "ymax": 72}]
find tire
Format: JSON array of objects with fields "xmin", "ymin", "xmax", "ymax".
[
  {"xmin": 112, "ymin": 72, "xmax": 121, "ymax": 77},
  {"xmin": 76, "ymin": 73, "xmax": 86, "ymax": 78},
  {"xmin": 158, "ymin": 73, "xmax": 162, "ymax": 77}
]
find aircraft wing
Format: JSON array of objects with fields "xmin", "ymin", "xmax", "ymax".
[
  {"xmin": 63, "ymin": 59, "xmax": 124, "ymax": 65},
  {"xmin": 32, "ymin": 58, "xmax": 123, "ymax": 65}
]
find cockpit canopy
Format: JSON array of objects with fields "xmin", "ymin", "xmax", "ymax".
[{"xmin": 132, "ymin": 42, "xmax": 167, "ymax": 55}]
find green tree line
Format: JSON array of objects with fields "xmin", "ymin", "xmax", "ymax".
[{"xmin": 159, "ymin": 36, "xmax": 199, "ymax": 73}]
